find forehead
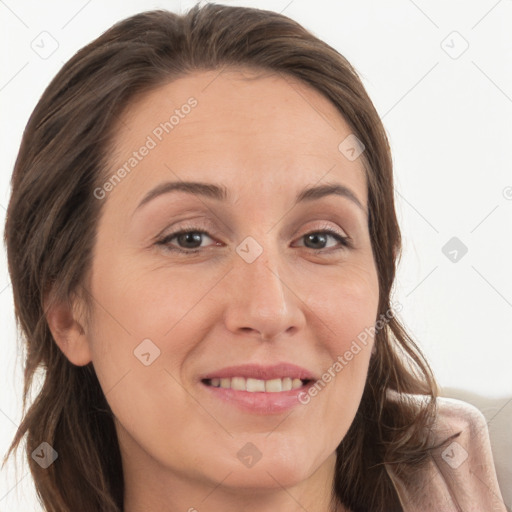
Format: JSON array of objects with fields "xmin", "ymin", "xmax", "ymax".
[{"xmin": 104, "ymin": 67, "xmax": 368, "ymax": 212}]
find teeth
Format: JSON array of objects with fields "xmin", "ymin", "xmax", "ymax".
[
  {"xmin": 231, "ymin": 377, "xmax": 246, "ymax": 391},
  {"xmin": 246, "ymin": 378, "xmax": 266, "ymax": 392},
  {"xmin": 265, "ymin": 378, "xmax": 282, "ymax": 392},
  {"xmin": 282, "ymin": 377, "xmax": 292, "ymax": 391},
  {"xmin": 207, "ymin": 376, "xmax": 308, "ymax": 392},
  {"xmin": 292, "ymin": 378, "xmax": 303, "ymax": 389}
]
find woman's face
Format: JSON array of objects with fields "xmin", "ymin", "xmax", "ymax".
[{"xmin": 81, "ymin": 68, "xmax": 379, "ymax": 502}]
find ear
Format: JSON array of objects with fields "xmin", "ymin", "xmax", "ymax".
[{"xmin": 44, "ymin": 288, "xmax": 92, "ymax": 366}]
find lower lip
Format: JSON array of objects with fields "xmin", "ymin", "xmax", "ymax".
[{"xmin": 201, "ymin": 381, "xmax": 314, "ymax": 414}]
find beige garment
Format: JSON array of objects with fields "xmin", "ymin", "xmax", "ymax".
[{"xmin": 384, "ymin": 395, "xmax": 508, "ymax": 512}]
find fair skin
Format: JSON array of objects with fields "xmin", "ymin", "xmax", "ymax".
[{"xmin": 47, "ymin": 68, "xmax": 379, "ymax": 512}]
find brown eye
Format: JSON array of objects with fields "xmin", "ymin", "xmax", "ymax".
[
  {"xmin": 298, "ymin": 230, "xmax": 350, "ymax": 251},
  {"xmin": 155, "ymin": 227, "xmax": 351, "ymax": 256},
  {"xmin": 156, "ymin": 229, "xmax": 218, "ymax": 254}
]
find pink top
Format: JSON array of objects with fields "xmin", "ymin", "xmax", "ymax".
[{"xmin": 384, "ymin": 395, "xmax": 507, "ymax": 511}]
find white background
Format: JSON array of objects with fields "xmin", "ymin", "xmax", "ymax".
[{"xmin": 1, "ymin": 1, "xmax": 511, "ymax": 510}]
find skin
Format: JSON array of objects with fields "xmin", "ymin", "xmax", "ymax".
[{"xmin": 48, "ymin": 68, "xmax": 380, "ymax": 512}]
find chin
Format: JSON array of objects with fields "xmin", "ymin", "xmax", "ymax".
[
  {"xmin": 219, "ymin": 459, "xmax": 312, "ymax": 490},
  {"xmin": 217, "ymin": 440, "xmax": 323, "ymax": 490}
]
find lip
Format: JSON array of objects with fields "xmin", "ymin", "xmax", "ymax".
[
  {"xmin": 201, "ymin": 383, "xmax": 315, "ymax": 414},
  {"xmin": 199, "ymin": 363, "xmax": 317, "ymax": 415},
  {"xmin": 199, "ymin": 363, "xmax": 317, "ymax": 381}
]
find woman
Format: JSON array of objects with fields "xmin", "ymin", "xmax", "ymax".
[{"xmin": 2, "ymin": 4, "xmax": 506, "ymax": 512}]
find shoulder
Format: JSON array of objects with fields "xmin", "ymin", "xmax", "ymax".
[
  {"xmin": 386, "ymin": 390, "xmax": 489, "ymax": 437},
  {"xmin": 430, "ymin": 396, "xmax": 507, "ymax": 511},
  {"xmin": 432, "ymin": 395, "xmax": 488, "ymax": 438},
  {"xmin": 385, "ymin": 393, "xmax": 507, "ymax": 512},
  {"xmin": 388, "ymin": 391, "xmax": 491, "ymax": 441}
]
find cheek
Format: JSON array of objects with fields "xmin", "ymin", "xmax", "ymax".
[
  {"xmin": 85, "ymin": 288, "xmax": 200, "ymax": 465},
  {"xmin": 308, "ymin": 260, "xmax": 379, "ymax": 349},
  {"xmin": 84, "ymin": 259, "xmax": 220, "ymax": 426},
  {"xmin": 305, "ymin": 263, "xmax": 378, "ymax": 421},
  {"xmin": 93, "ymin": 254, "xmax": 222, "ymax": 340}
]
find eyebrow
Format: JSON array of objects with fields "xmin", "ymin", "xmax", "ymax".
[{"xmin": 133, "ymin": 180, "xmax": 366, "ymax": 214}]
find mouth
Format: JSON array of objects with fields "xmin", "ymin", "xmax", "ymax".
[
  {"xmin": 200, "ymin": 377, "xmax": 315, "ymax": 414},
  {"xmin": 202, "ymin": 376, "xmax": 313, "ymax": 392},
  {"xmin": 198, "ymin": 363, "xmax": 317, "ymax": 414}
]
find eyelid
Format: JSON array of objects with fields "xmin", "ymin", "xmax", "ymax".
[
  {"xmin": 155, "ymin": 219, "xmax": 352, "ymax": 254},
  {"xmin": 157, "ymin": 219, "xmax": 349, "ymax": 243},
  {"xmin": 300, "ymin": 221, "xmax": 348, "ymax": 239},
  {"xmin": 154, "ymin": 219, "xmax": 221, "ymax": 243}
]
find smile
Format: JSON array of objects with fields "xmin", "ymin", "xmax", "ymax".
[{"xmin": 203, "ymin": 376, "xmax": 311, "ymax": 392}]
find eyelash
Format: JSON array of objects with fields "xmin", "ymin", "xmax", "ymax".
[{"xmin": 155, "ymin": 225, "xmax": 352, "ymax": 255}]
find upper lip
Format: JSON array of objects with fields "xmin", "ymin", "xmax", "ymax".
[{"xmin": 200, "ymin": 363, "xmax": 317, "ymax": 382}]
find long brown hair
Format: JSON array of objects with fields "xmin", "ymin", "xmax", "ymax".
[{"xmin": 3, "ymin": 4, "xmax": 453, "ymax": 511}]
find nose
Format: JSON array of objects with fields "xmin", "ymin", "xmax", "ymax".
[{"xmin": 223, "ymin": 243, "xmax": 305, "ymax": 341}]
